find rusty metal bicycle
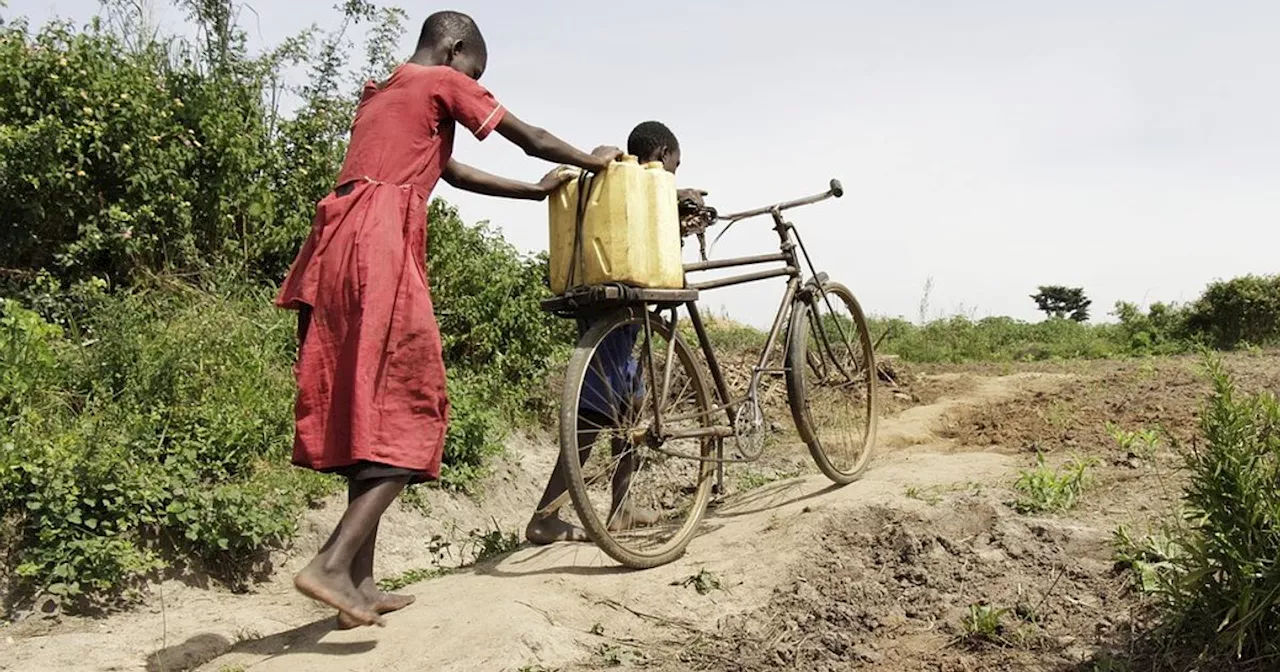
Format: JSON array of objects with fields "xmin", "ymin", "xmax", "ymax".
[{"xmin": 541, "ymin": 178, "xmax": 877, "ymax": 569}]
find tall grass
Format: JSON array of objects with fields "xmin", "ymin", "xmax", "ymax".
[
  {"xmin": 868, "ymin": 315, "xmax": 1125, "ymax": 363},
  {"xmin": 681, "ymin": 312, "xmax": 1130, "ymax": 365}
]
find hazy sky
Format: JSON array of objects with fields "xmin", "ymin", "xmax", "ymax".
[{"xmin": 7, "ymin": 0, "xmax": 1278, "ymax": 327}]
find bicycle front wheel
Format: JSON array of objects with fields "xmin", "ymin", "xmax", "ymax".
[
  {"xmin": 560, "ymin": 308, "xmax": 717, "ymax": 569},
  {"xmin": 785, "ymin": 280, "xmax": 878, "ymax": 484}
]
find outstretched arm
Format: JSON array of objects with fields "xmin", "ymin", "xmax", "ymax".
[
  {"xmin": 430, "ymin": 68, "xmax": 619, "ymax": 173},
  {"xmin": 442, "ymin": 159, "xmax": 573, "ymax": 201},
  {"xmin": 496, "ymin": 112, "xmax": 619, "ymax": 173}
]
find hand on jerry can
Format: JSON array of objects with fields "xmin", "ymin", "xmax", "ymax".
[
  {"xmin": 538, "ymin": 166, "xmax": 578, "ymax": 194},
  {"xmin": 590, "ymin": 145, "xmax": 624, "ymax": 165}
]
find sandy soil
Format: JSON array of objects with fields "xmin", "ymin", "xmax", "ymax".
[{"xmin": 5, "ymin": 353, "xmax": 1278, "ymax": 672}]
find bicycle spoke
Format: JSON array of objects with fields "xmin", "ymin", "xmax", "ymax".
[
  {"xmin": 788, "ymin": 283, "xmax": 878, "ymax": 484},
  {"xmin": 562, "ymin": 310, "xmax": 716, "ymax": 564}
]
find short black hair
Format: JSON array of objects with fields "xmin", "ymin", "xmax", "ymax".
[
  {"xmin": 627, "ymin": 121, "xmax": 679, "ymax": 161},
  {"xmin": 417, "ymin": 10, "xmax": 486, "ymax": 57}
]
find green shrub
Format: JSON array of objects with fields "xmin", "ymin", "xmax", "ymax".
[
  {"xmin": 869, "ymin": 315, "xmax": 1123, "ymax": 363},
  {"xmin": 0, "ymin": 1, "xmax": 410, "ymax": 288},
  {"xmin": 1146, "ymin": 356, "xmax": 1280, "ymax": 661},
  {"xmin": 428, "ymin": 199, "xmax": 573, "ymax": 410},
  {"xmin": 0, "ymin": 289, "xmax": 330, "ymax": 600},
  {"xmin": 1113, "ymin": 301, "xmax": 1192, "ymax": 355},
  {"xmin": 1183, "ymin": 275, "xmax": 1280, "ymax": 350},
  {"xmin": 0, "ymin": 272, "xmax": 560, "ymax": 599},
  {"xmin": 0, "ymin": 2, "xmax": 572, "ymax": 602},
  {"xmin": 439, "ymin": 372, "xmax": 504, "ymax": 492}
]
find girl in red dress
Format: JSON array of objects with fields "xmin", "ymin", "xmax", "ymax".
[{"xmin": 276, "ymin": 10, "xmax": 620, "ymax": 628}]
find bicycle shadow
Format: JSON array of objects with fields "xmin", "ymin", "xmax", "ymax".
[
  {"xmin": 473, "ymin": 520, "xmax": 729, "ymax": 579},
  {"xmin": 478, "ymin": 478, "xmax": 832, "ymax": 580},
  {"xmin": 708, "ymin": 476, "xmax": 842, "ymax": 519},
  {"xmin": 471, "ymin": 545, "xmax": 631, "ymax": 579}
]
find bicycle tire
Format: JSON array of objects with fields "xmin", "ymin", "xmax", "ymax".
[
  {"xmin": 785, "ymin": 280, "xmax": 878, "ymax": 484},
  {"xmin": 560, "ymin": 308, "xmax": 717, "ymax": 569}
]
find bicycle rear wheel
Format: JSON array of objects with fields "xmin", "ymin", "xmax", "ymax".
[
  {"xmin": 785, "ymin": 280, "xmax": 878, "ymax": 484},
  {"xmin": 560, "ymin": 308, "xmax": 717, "ymax": 569}
]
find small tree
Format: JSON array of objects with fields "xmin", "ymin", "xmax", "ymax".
[{"xmin": 1031, "ymin": 286, "xmax": 1091, "ymax": 322}]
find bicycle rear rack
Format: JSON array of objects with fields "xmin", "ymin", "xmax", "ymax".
[{"xmin": 539, "ymin": 283, "xmax": 699, "ymax": 319}]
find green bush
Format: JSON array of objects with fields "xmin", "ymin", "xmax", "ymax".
[
  {"xmin": 1, "ymin": 290, "xmax": 330, "ymax": 600},
  {"xmin": 1140, "ymin": 356, "xmax": 1280, "ymax": 662},
  {"xmin": 1113, "ymin": 300, "xmax": 1192, "ymax": 355},
  {"xmin": 1184, "ymin": 275, "xmax": 1280, "ymax": 350},
  {"xmin": 0, "ymin": 16, "xmax": 328, "ymax": 286},
  {"xmin": 428, "ymin": 199, "xmax": 573, "ymax": 410},
  {"xmin": 0, "ymin": 2, "xmax": 572, "ymax": 602},
  {"xmin": 0, "ymin": 269, "xmax": 560, "ymax": 599}
]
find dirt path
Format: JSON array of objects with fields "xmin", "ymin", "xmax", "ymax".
[{"xmin": 0, "ymin": 372, "xmax": 1066, "ymax": 672}]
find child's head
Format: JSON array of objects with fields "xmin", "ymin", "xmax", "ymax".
[
  {"xmin": 416, "ymin": 11, "xmax": 488, "ymax": 79},
  {"xmin": 627, "ymin": 121, "xmax": 680, "ymax": 174}
]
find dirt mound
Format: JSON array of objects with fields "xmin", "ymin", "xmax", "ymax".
[
  {"xmin": 675, "ymin": 493, "xmax": 1131, "ymax": 672},
  {"xmin": 940, "ymin": 355, "xmax": 1280, "ymax": 460}
]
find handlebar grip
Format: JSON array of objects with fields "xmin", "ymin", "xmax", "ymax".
[{"xmin": 829, "ymin": 179, "xmax": 844, "ymax": 198}]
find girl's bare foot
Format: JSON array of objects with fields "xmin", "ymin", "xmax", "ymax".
[
  {"xmin": 295, "ymin": 562, "xmax": 384, "ymax": 628},
  {"xmin": 337, "ymin": 591, "xmax": 415, "ymax": 630},
  {"xmin": 525, "ymin": 514, "xmax": 591, "ymax": 545},
  {"xmin": 608, "ymin": 505, "xmax": 660, "ymax": 532}
]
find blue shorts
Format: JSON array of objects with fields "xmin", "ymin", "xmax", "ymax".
[{"xmin": 578, "ymin": 320, "xmax": 643, "ymax": 419}]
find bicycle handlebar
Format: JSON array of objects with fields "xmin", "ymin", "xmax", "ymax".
[
  {"xmin": 715, "ymin": 178, "xmax": 844, "ymax": 223},
  {"xmin": 677, "ymin": 178, "xmax": 844, "ymax": 251}
]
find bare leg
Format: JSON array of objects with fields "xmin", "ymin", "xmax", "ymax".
[
  {"xmin": 607, "ymin": 435, "xmax": 659, "ymax": 531},
  {"xmin": 294, "ymin": 476, "xmax": 407, "ymax": 627},
  {"xmin": 526, "ymin": 416, "xmax": 603, "ymax": 545},
  {"xmin": 336, "ymin": 482, "xmax": 416, "ymax": 629}
]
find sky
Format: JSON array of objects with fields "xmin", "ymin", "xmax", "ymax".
[{"xmin": 6, "ymin": 0, "xmax": 1279, "ymax": 327}]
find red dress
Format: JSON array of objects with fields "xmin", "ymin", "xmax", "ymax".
[{"xmin": 275, "ymin": 64, "xmax": 507, "ymax": 481}]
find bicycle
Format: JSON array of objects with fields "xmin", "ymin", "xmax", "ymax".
[{"xmin": 540, "ymin": 178, "xmax": 878, "ymax": 569}]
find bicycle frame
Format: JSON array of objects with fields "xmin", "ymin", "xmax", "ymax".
[{"xmin": 641, "ymin": 180, "xmax": 848, "ymax": 493}]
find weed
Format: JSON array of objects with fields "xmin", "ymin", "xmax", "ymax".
[
  {"xmin": 399, "ymin": 487, "xmax": 432, "ymax": 516},
  {"xmin": 1013, "ymin": 453, "xmax": 1098, "ymax": 513},
  {"xmin": 961, "ymin": 603, "xmax": 1010, "ymax": 646},
  {"xmin": 906, "ymin": 482, "xmax": 983, "ymax": 506},
  {"xmin": 1111, "ymin": 524, "xmax": 1181, "ymax": 595},
  {"xmin": 426, "ymin": 534, "xmax": 454, "ymax": 565},
  {"xmin": 516, "ymin": 665, "xmax": 558, "ymax": 672},
  {"xmin": 673, "ymin": 568, "xmax": 723, "ymax": 595},
  {"xmin": 905, "ymin": 486, "xmax": 942, "ymax": 505},
  {"xmin": 734, "ymin": 467, "xmax": 799, "ymax": 493},
  {"xmin": 1041, "ymin": 399, "xmax": 1075, "ymax": 429},
  {"xmin": 598, "ymin": 643, "xmax": 648, "ymax": 667},
  {"xmin": 376, "ymin": 567, "xmax": 453, "ymax": 593},
  {"xmin": 1090, "ymin": 655, "xmax": 1131, "ymax": 672},
  {"xmin": 462, "ymin": 520, "xmax": 522, "ymax": 564},
  {"xmin": 1107, "ymin": 423, "xmax": 1161, "ymax": 460}
]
